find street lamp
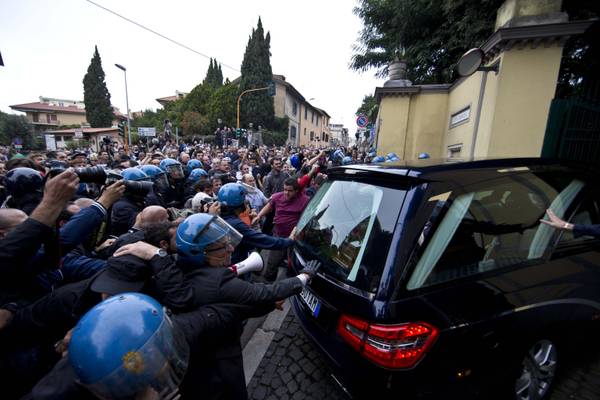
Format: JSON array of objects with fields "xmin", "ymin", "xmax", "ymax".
[{"xmin": 114, "ymin": 63, "xmax": 131, "ymax": 148}]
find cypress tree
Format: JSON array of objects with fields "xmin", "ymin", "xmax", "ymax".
[
  {"xmin": 203, "ymin": 58, "xmax": 224, "ymax": 88},
  {"xmin": 239, "ymin": 17, "xmax": 274, "ymax": 129},
  {"xmin": 83, "ymin": 46, "xmax": 114, "ymax": 127}
]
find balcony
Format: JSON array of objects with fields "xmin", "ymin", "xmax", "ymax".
[{"xmin": 31, "ymin": 119, "xmax": 59, "ymax": 126}]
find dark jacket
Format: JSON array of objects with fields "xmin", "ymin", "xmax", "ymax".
[
  {"xmin": 0, "ymin": 218, "xmax": 57, "ymax": 309},
  {"xmin": 181, "ymin": 264, "xmax": 303, "ymax": 400},
  {"xmin": 222, "ymin": 213, "xmax": 294, "ymax": 264},
  {"xmin": 30, "ymin": 204, "xmax": 108, "ymax": 293},
  {"xmin": 262, "ymin": 170, "xmax": 289, "ymax": 197},
  {"xmin": 110, "ymin": 196, "xmax": 144, "ymax": 236},
  {"xmin": 574, "ymin": 223, "xmax": 600, "ymax": 238}
]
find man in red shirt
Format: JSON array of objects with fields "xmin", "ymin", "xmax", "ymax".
[{"xmin": 253, "ymin": 177, "xmax": 310, "ymax": 281}]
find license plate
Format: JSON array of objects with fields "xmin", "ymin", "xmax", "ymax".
[{"xmin": 299, "ymin": 287, "xmax": 321, "ymax": 317}]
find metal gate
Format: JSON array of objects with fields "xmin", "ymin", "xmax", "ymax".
[{"xmin": 541, "ymin": 96, "xmax": 600, "ymax": 166}]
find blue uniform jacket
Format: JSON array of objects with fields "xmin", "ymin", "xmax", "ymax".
[
  {"xmin": 36, "ymin": 203, "xmax": 107, "ymax": 291},
  {"xmin": 222, "ymin": 214, "xmax": 294, "ymax": 264}
]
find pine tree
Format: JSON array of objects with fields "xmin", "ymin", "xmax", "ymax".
[
  {"xmin": 239, "ymin": 17, "xmax": 274, "ymax": 129},
  {"xmin": 83, "ymin": 46, "xmax": 114, "ymax": 127}
]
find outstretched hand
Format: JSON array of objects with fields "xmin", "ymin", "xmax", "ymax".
[
  {"xmin": 299, "ymin": 259, "xmax": 322, "ymax": 280},
  {"xmin": 540, "ymin": 209, "xmax": 571, "ymax": 230}
]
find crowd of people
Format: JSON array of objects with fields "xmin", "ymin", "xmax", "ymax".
[{"xmin": 0, "ymin": 137, "xmax": 377, "ymax": 400}]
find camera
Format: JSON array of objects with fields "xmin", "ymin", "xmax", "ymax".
[
  {"xmin": 49, "ymin": 164, "xmax": 107, "ymax": 184},
  {"xmin": 201, "ymin": 197, "xmax": 214, "ymax": 208},
  {"xmin": 102, "ymin": 137, "xmax": 112, "ymax": 145},
  {"xmin": 122, "ymin": 180, "xmax": 153, "ymax": 197}
]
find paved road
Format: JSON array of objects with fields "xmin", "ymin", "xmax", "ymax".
[
  {"xmin": 245, "ymin": 303, "xmax": 600, "ymax": 399},
  {"xmin": 246, "ymin": 308, "xmax": 346, "ymax": 400}
]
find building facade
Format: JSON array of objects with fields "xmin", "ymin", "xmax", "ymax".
[
  {"xmin": 10, "ymin": 96, "xmax": 125, "ymax": 133},
  {"xmin": 373, "ymin": 0, "xmax": 593, "ymax": 161},
  {"xmin": 271, "ymin": 74, "xmax": 331, "ymax": 147},
  {"xmin": 329, "ymin": 123, "xmax": 349, "ymax": 147}
]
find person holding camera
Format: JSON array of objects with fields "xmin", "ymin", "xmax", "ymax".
[{"xmin": 109, "ymin": 168, "xmax": 150, "ymax": 237}]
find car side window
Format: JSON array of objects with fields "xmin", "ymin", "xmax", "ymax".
[{"xmin": 407, "ymin": 172, "xmax": 585, "ymax": 289}]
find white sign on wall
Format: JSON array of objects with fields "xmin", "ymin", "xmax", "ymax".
[{"xmin": 449, "ymin": 106, "xmax": 471, "ymax": 128}]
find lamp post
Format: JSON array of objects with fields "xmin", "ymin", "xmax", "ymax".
[{"xmin": 114, "ymin": 63, "xmax": 131, "ymax": 148}]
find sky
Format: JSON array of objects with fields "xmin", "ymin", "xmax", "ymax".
[{"xmin": 0, "ymin": 0, "xmax": 384, "ymax": 129}]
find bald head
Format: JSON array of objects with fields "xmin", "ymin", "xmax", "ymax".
[
  {"xmin": 139, "ymin": 206, "xmax": 169, "ymax": 225},
  {"xmin": 0, "ymin": 209, "xmax": 28, "ymax": 238}
]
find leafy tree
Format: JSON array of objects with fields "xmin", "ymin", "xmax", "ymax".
[
  {"xmin": 180, "ymin": 111, "xmax": 208, "ymax": 138},
  {"xmin": 555, "ymin": 1, "xmax": 600, "ymax": 99},
  {"xmin": 356, "ymin": 95, "xmax": 378, "ymax": 123},
  {"xmin": 351, "ymin": 0, "xmax": 503, "ymax": 83},
  {"xmin": 183, "ymin": 83, "xmax": 214, "ymax": 116},
  {"xmin": 239, "ymin": 17, "xmax": 275, "ymax": 129},
  {"xmin": 83, "ymin": 46, "xmax": 114, "ymax": 127},
  {"xmin": 0, "ymin": 111, "xmax": 40, "ymax": 149},
  {"xmin": 207, "ymin": 83, "xmax": 239, "ymax": 132}
]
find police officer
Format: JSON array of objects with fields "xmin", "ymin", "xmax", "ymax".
[
  {"xmin": 2, "ymin": 167, "xmax": 44, "ymax": 214},
  {"xmin": 140, "ymin": 165, "xmax": 170, "ymax": 207},
  {"xmin": 159, "ymin": 159, "xmax": 185, "ymax": 208},
  {"xmin": 218, "ymin": 183, "xmax": 294, "ymax": 265},
  {"xmin": 27, "ymin": 293, "xmax": 256, "ymax": 399},
  {"xmin": 113, "ymin": 213, "xmax": 321, "ymax": 399},
  {"xmin": 109, "ymin": 168, "xmax": 149, "ymax": 237}
]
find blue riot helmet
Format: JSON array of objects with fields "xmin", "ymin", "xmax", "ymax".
[
  {"xmin": 140, "ymin": 165, "xmax": 169, "ymax": 192},
  {"xmin": 122, "ymin": 167, "xmax": 150, "ymax": 182},
  {"xmin": 187, "ymin": 159, "xmax": 203, "ymax": 173},
  {"xmin": 176, "ymin": 213, "xmax": 242, "ymax": 266},
  {"xmin": 368, "ymin": 149, "xmax": 377, "ymax": 158},
  {"xmin": 139, "ymin": 165, "xmax": 165, "ymax": 180},
  {"xmin": 6, "ymin": 167, "xmax": 44, "ymax": 197},
  {"xmin": 69, "ymin": 293, "xmax": 189, "ymax": 400},
  {"xmin": 418, "ymin": 152, "xmax": 431, "ymax": 159},
  {"xmin": 342, "ymin": 156, "xmax": 353, "ymax": 165},
  {"xmin": 332, "ymin": 149, "xmax": 345, "ymax": 164},
  {"xmin": 372, "ymin": 156, "xmax": 385, "ymax": 163},
  {"xmin": 218, "ymin": 182, "xmax": 247, "ymax": 208},
  {"xmin": 386, "ymin": 152, "xmax": 398, "ymax": 160},
  {"xmin": 187, "ymin": 168, "xmax": 208, "ymax": 184},
  {"xmin": 160, "ymin": 158, "xmax": 184, "ymax": 182},
  {"xmin": 289, "ymin": 154, "xmax": 301, "ymax": 169}
]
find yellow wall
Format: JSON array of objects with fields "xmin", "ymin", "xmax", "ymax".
[
  {"xmin": 443, "ymin": 73, "xmax": 481, "ymax": 158},
  {"xmin": 273, "ymin": 81, "xmax": 286, "ymax": 118},
  {"xmin": 376, "ymin": 43, "xmax": 563, "ymax": 160},
  {"xmin": 486, "ymin": 46, "xmax": 562, "ymax": 157},
  {"xmin": 58, "ymin": 113, "xmax": 87, "ymax": 125},
  {"xmin": 376, "ymin": 95, "xmax": 411, "ymax": 156},
  {"xmin": 26, "ymin": 111, "xmax": 87, "ymax": 126},
  {"xmin": 405, "ymin": 92, "xmax": 448, "ymax": 159}
]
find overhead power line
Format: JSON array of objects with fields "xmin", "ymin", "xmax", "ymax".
[{"xmin": 85, "ymin": 0, "xmax": 240, "ymax": 72}]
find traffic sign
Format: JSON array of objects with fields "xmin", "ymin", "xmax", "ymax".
[
  {"xmin": 356, "ymin": 114, "xmax": 369, "ymax": 128},
  {"xmin": 138, "ymin": 127, "xmax": 156, "ymax": 137}
]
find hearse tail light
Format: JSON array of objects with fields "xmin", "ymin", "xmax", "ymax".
[{"xmin": 337, "ymin": 314, "xmax": 439, "ymax": 369}]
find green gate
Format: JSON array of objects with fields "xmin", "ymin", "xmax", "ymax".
[{"xmin": 542, "ymin": 96, "xmax": 600, "ymax": 166}]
